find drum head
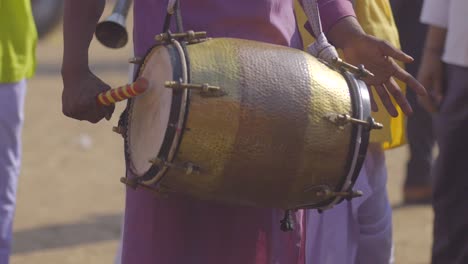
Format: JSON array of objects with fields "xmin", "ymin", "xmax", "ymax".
[{"xmin": 127, "ymin": 46, "xmax": 173, "ymax": 176}]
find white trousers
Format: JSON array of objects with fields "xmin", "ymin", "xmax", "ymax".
[
  {"xmin": 305, "ymin": 143, "xmax": 394, "ymax": 264},
  {"xmin": 0, "ymin": 80, "xmax": 26, "ymax": 264}
]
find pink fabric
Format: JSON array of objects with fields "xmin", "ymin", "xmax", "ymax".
[
  {"xmin": 122, "ymin": 185, "xmax": 305, "ymax": 264},
  {"xmin": 317, "ymin": 0, "xmax": 355, "ymax": 33},
  {"xmin": 301, "ymin": 0, "xmax": 356, "ymax": 36}
]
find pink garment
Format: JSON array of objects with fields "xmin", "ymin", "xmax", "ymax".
[
  {"xmin": 301, "ymin": 0, "xmax": 355, "ymax": 33},
  {"xmin": 122, "ymin": 186, "xmax": 306, "ymax": 263},
  {"xmin": 121, "ymin": 1, "xmax": 356, "ymax": 263}
]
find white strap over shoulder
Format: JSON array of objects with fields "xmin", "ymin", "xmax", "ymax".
[
  {"xmin": 302, "ymin": 0, "xmax": 339, "ymax": 64},
  {"xmin": 167, "ymin": 0, "xmax": 177, "ymax": 14}
]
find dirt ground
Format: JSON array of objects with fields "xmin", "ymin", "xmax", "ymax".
[{"xmin": 10, "ymin": 25, "xmax": 433, "ymax": 264}]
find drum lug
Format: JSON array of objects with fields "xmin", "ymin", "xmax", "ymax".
[
  {"xmin": 164, "ymin": 81, "xmax": 226, "ymax": 97},
  {"xmin": 331, "ymin": 57, "xmax": 374, "ymax": 78},
  {"xmin": 149, "ymin": 157, "xmax": 201, "ymax": 175},
  {"xmin": 128, "ymin": 57, "xmax": 143, "ymax": 64},
  {"xmin": 120, "ymin": 177, "xmax": 168, "ymax": 198},
  {"xmin": 280, "ymin": 210, "xmax": 295, "ymax": 232},
  {"xmin": 316, "ymin": 188, "xmax": 363, "ymax": 200},
  {"xmin": 155, "ymin": 30, "xmax": 209, "ymax": 44},
  {"xmin": 305, "ymin": 185, "xmax": 363, "ymax": 201},
  {"xmin": 169, "ymin": 123, "xmax": 191, "ymax": 132},
  {"xmin": 120, "ymin": 177, "xmax": 138, "ymax": 189},
  {"xmin": 112, "ymin": 126, "xmax": 125, "ymax": 136},
  {"xmin": 344, "ymin": 190, "xmax": 364, "ymax": 201},
  {"xmin": 325, "ymin": 113, "xmax": 383, "ymax": 130}
]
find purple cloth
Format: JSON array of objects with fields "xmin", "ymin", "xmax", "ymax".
[
  {"xmin": 122, "ymin": 1, "xmax": 355, "ymax": 264},
  {"xmin": 308, "ymin": 0, "xmax": 355, "ymax": 34},
  {"xmin": 133, "ymin": 0, "xmax": 302, "ymax": 57},
  {"xmin": 318, "ymin": 0, "xmax": 355, "ymax": 32},
  {"xmin": 133, "ymin": 0, "xmax": 356, "ymax": 56}
]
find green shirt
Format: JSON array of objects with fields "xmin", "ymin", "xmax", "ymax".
[{"xmin": 0, "ymin": 0, "xmax": 37, "ymax": 82}]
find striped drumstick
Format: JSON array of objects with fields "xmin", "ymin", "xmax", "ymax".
[{"xmin": 97, "ymin": 77, "xmax": 149, "ymax": 106}]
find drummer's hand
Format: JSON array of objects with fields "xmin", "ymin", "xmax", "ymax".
[
  {"xmin": 62, "ymin": 67, "xmax": 115, "ymax": 123},
  {"xmin": 328, "ymin": 17, "xmax": 427, "ymax": 117},
  {"xmin": 342, "ymin": 34, "xmax": 427, "ymax": 117}
]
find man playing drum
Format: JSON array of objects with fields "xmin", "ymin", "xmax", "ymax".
[{"xmin": 61, "ymin": 0, "xmax": 426, "ymax": 263}]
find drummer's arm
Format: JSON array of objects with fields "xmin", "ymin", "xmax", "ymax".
[
  {"xmin": 62, "ymin": 0, "xmax": 105, "ymax": 76},
  {"xmin": 61, "ymin": 0, "xmax": 114, "ymax": 123},
  {"xmin": 325, "ymin": 13, "xmax": 427, "ymax": 116},
  {"xmin": 316, "ymin": 0, "xmax": 355, "ymax": 34}
]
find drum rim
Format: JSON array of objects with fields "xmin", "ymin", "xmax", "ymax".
[
  {"xmin": 329, "ymin": 72, "xmax": 371, "ymax": 208},
  {"xmin": 125, "ymin": 39, "xmax": 190, "ymax": 184},
  {"xmin": 297, "ymin": 71, "xmax": 371, "ymax": 211},
  {"xmin": 126, "ymin": 46, "xmax": 173, "ymax": 177},
  {"xmin": 344, "ymin": 73, "xmax": 372, "ymax": 190}
]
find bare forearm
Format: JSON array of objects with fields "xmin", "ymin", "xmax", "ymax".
[
  {"xmin": 326, "ymin": 16, "xmax": 365, "ymax": 49},
  {"xmin": 62, "ymin": 0, "xmax": 106, "ymax": 75},
  {"xmin": 423, "ymin": 26, "xmax": 447, "ymax": 56}
]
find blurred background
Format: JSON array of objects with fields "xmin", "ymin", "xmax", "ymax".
[{"xmin": 12, "ymin": 1, "xmax": 432, "ymax": 263}]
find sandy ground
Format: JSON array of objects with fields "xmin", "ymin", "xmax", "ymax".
[{"xmin": 10, "ymin": 24, "xmax": 433, "ymax": 264}]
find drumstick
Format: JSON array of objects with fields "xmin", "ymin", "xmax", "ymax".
[{"xmin": 97, "ymin": 77, "xmax": 149, "ymax": 106}]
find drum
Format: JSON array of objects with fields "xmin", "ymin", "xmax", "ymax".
[{"xmin": 123, "ymin": 37, "xmax": 376, "ymax": 210}]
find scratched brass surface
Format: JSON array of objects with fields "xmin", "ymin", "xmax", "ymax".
[{"xmin": 150, "ymin": 38, "xmax": 354, "ymax": 209}]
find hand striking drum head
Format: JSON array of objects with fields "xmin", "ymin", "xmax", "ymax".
[{"xmin": 127, "ymin": 47, "xmax": 173, "ymax": 176}]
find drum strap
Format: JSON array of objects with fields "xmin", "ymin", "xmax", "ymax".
[
  {"xmin": 163, "ymin": 0, "xmax": 184, "ymax": 33},
  {"xmin": 302, "ymin": 0, "xmax": 339, "ymax": 64}
]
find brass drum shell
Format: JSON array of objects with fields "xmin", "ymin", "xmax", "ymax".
[{"xmin": 140, "ymin": 38, "xmax": 356, "ymax": 209}]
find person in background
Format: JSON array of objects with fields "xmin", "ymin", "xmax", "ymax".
[
  {"xmin": 0, "ymin": 1, "xmax": 37, "ymax": 263},
  {"xmin": 391, "ymin": 0, "xmax": 434, "ymax": 204},
  {"xmin": 418, "ymin": 0, "xmax": 468, "ymax": 263}
]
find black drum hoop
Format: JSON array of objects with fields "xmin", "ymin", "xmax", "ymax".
[
  {"xmin": 342, "ymin": 72, "xmax": 372, "ymax": 191},
  {"xmin": 124, "ymin": 40, "xmax": 190, "ymax": 184},
  {"xmin": 297, "ymin": 71, "xmax": 371, "ymax": 211}
]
